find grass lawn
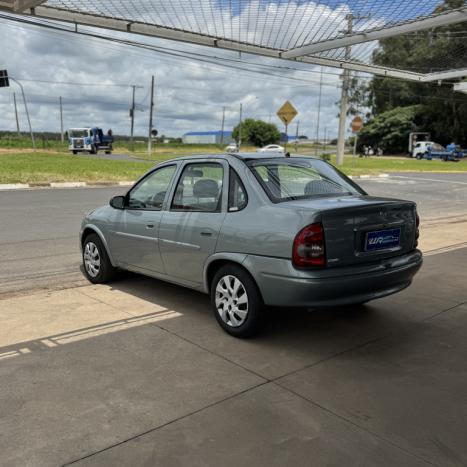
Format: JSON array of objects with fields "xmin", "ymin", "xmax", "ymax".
[
  {"xmin": 0, "ymin": 151, "xmax": 466, "ymax": 184},
  {"xmin": 327, "ymin": 154, "xmax": 467, "ymax": 176},
  {"xmin": 0, "ymin": 152, "xmax": 154, "ymax": 184}
]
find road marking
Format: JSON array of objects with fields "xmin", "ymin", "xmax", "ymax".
[
  {"xmin": 424, "ymin": 242, "xmax": 467, "ymax": 256},
  {"xmin": 390, "ymin": 175, "xmax": 467, "ymax": 186}
]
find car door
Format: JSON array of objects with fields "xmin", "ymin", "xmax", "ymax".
[
  {"xmin": 109, "ymin": 164, "xmax": 178, "ymax": 273},
  {"xmin": 159, "ymin": 160, "xmax": 227, "ymax": 286}
]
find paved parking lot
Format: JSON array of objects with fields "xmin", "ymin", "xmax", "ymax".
[{"xmin": 0, "ymin": 171, "xmax": 466, "ymax": 466}]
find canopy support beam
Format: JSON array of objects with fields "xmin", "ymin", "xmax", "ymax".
[{"xmin": 282, "ymin": 7, "xmax": 467, "ymax": 59}]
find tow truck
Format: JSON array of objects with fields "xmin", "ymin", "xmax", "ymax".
[
  {"xmin": 415, "ymin": 142, "xmax": 466, "ymax": 162},
  {"xmin": 68, "ymin": 127, "xmax": 113, "ymax": 155}
]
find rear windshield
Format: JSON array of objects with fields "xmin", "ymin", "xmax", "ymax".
[{"xmin": 247, "ymin": 157, "xmax": 364, "ymax": 203}]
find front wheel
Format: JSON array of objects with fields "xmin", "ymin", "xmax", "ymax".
[
  {"xmin": 211, "ymin": 265, "xmax": 264, "ymax": 338},
  {"xmin": 82, "ymin": 233, "xmax": 117, "ymax": 284}
]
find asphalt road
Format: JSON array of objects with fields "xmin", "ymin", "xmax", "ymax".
[{"xmin": 1, "ymin": 172, "xmax": 466, "ymax": 296}]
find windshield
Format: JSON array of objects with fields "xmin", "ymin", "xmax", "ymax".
[
  {"xmin": 69, "ymin": 129, "xmax": 89, "ymax": 138},
  {"xmin": 248, "ymin": 157, "xmax": 365, "ymax": 203}
]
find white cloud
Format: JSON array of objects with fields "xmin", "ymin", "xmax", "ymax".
[{"xmin": 0, "ymin": 2, "xmax": 359, "ymax": 139}]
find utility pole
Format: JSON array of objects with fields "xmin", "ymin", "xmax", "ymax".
[
  {"xmin": 59, "ymin": 96, "xmax": 64, "ymax": 143},
  {"xmin": 130, "ymin": 85, "xmax": 136, "ymax": 151},
  {"xmin": 315, "ymin": 68, "xmax": 323, "ymax": 156},
  {"xmin": 336, "ymin": 14, "xmax": 354, "ymax": 166},
  {"xmin": 13, "ymin": 92, "xmax": 20, "ymax": 135},
  {"xmin": 11, "ymin": 77, "xmax": 35, "ymax": 150},
  {"xmin": 148, "ymin": 75, "xmax": 155, "ymax": 155},
  {"xmin": 238, "ymin": 103, "xmax": 243, "ymax": 149},
  {"xmin": 220, "ymin": 106, "xmax": 226, "ymax": 145},
  {"xmin": 295, "ymin": 120, "xmax": 300, "ymax": 153}
]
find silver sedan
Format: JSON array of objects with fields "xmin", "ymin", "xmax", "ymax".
[{"xmin": 80, "ymin": 153, "xmax": 422, "ymax": 337}]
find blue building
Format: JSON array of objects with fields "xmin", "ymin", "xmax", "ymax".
[{"xmin": 182, "ymin": 130, "xmax": 233, "ymax": 144}]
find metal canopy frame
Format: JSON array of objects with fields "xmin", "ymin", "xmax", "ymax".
[{"xmin": 2, "ymin": 0, "xmax": 467, "ymax": 83}]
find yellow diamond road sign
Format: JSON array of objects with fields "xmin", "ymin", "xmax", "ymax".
[{"xmin": 277, "ymin": 101, "xmax": 298, "ymax": 125}]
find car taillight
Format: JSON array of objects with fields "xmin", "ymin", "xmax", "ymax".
[
  {"xmin": 293, "ymin": 223, "xmax": 326, "ymax": 268},
  {"xmin": 415, "ymin": 212, "xmax": 420, "ymax": 247}
]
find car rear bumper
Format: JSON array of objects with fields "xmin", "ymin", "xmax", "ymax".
[{"xmin": 243, "ymin": 249, "xmax": 423, "ymax": 307}]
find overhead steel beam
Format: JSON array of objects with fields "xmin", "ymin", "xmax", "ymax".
[
  {"xmin": 454, "ymin": 82, "xmax": 467, "ymax": 94},
  {"xmin": 0, "ymin": 0, "xmax": 45, "ymax": 12},
  {"xmin": 26, "ymin": 6, "xmax": 425, "ymax": 82},
  {"xmin": 282, "ymin": 7, "xmax": 467, "ymax": 59},
  {"xmin": 421, "ymin": 68, "xmax": 467, "ymax": 82}
]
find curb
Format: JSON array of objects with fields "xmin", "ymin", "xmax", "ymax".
[
  {"xmin": 0, "ymin": 174, "xmax": 391, "ymax": 191},
  {"xmin": 0, "ymin": 181, "xmax": 135, "ymax": 191},
  {"xmin": 348, "ymin": 174, "xmax": 389, "ymax": 180}
]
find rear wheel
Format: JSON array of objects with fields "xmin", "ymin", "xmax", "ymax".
[
  {"xmin": 211, "ymin": 265, "xmax": 264, "ymax": 338},
  {"xmin": 82, "ymin": 233, "xmax": 117, "ymax": 284},
  {"xmin": 72, "ymin": 150, "xmax": 78, "ymax": 155}
]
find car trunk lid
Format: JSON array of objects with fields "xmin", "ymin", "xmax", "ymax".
[{"xmin": 285, "ymin": 195, "xmax": 417, "ymax": 267}]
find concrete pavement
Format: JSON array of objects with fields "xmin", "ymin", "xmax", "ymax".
[{"xmin": 0, "ymin": 248, "xmax": 466, "ymax": 466}]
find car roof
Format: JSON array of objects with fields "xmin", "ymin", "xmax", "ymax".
[{"xmin": 159, "ymin": 152, "xmax": 322, "ymax": 166}]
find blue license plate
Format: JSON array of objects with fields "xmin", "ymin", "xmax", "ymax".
[{"xmin": 365, "ymin": 228, "xmax": 401, "ymax": 251}]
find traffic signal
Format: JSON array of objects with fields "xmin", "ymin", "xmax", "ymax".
[{"xmin": 0, "ymin": 70, "xmax": 9, "ymax": 88}]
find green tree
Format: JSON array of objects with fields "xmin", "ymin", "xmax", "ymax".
[
  {"xmin": 232, "ymin": 118, "xmax": 281, "ymax": 147},
  {"xmin": 366, "ymin": 0, "xmax": 467, "ymax": 147},
  {"xmin": 358, "ymin": 105, "xmax": 424, "ymax": 154}
]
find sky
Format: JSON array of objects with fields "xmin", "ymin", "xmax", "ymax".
[{"xmin": 0, "ymin": 4, "xmax": 365, "ymax": 140}]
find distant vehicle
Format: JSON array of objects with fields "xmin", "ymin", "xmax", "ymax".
[
  {"xmin": 257, "ymin": 144, "xmax": 285, "ymax": 153},
  {"xmin": 416, "ymin": 143, "xmax": 466, "ymax": 162},
  {"xmin": 409, "ymin": 132, "xmax": 430, "ymax": 155},
  {"xmin": 80, "ymin": 153, "xmax": 422, "ymax": 337},
  {"xmin": 68, "ymin": 127, "xmax": 113, "ymax": 155},
  {"xmin": 412, "ymin": 141, "xmax": 444, "ymax": 159},
  {"xmin": 225, "ymin": 143, "xmax": 239, "ymax": 152}
]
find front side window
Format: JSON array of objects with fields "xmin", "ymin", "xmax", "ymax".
[
  {"xmin": 228, "ymin": 168, "xmax": 248, "ymax": 212},
  {"xmin": 171, "ymin": 163, "xmax": 223, "ymax": 212},
  {"xmin": 248, "ymin": 158, "xmax": 364, "ymax": 203},
  {"xmin": 127, "ymin": 165, "xmax": 176, "ymax": 209}
]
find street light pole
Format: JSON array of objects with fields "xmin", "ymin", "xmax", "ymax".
[
  {"xmin": 238, "ymin": 103, "xmax": 243, "ymax": 149},
  {"xmin": 220, "ymin": 106, "xmax": 226, "ymax": 145},
  {"xmin": 13, "ymin": 92, "xmax": 20, "ymax": 135},
  {"xmin": 59, "ymin": 96, "xmax": 64, "ymax": 143},
  {"xmin": 130, "ymin": 85, "xmax": 136, "ymax": 151},
  {"xmin": 10, "ymin": 77, "xmax": 35, "ymax": 150},
  {"xmin": 148, "ymin": 75, "xmax": 155, "ymax": 155}
]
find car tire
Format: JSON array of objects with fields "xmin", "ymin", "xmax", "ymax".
[
  {"xmin": 415, "ymin": 153, "xmax": 422, "ymax": 160},
  {"xmin": 211, "ymin": 265, "xmax": 264, "ymax": 338},
  {"xmin": 72, "ymin": 150, "xmax": 78, "ymax": 155},
  {"xmin": 82, "ymin": 233, "xmax": 117, "ymax": 284}
]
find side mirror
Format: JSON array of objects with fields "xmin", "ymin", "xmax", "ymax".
[{"xmin": 110, "ymin": 195, "xmax": 125, "ymax": 210}]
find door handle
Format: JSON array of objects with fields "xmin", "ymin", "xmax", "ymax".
[
  {"xmin": 200, "ymin": 230, "xmax": 213, "ymax": 237},
  {"xmin": 146, "ymin": 223, "xmax": 155, "ymax": 229}
]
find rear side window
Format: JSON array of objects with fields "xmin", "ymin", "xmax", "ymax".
[
  {"xmin": 248, "ymin": 158, "xmax": 363, "ymax": 203},
  {"xmin": 228, "ymin": 168, "xmax": 248, "ymax": 212},
  {"xmin": 171, "ymin": 162, "xmax": 223, "ymax": 212}
]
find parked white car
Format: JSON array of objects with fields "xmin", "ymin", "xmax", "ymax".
[
  {"xmin": 225, "ymin": 143, "xmax": 239, "ymax": 152},
  {"xmin": 257, "ymin": 144, "xmax": 285, "ymax": 153},
  {"xmin": 412, "ymin": 141, "xmax": 444, "ymax": 159}
]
